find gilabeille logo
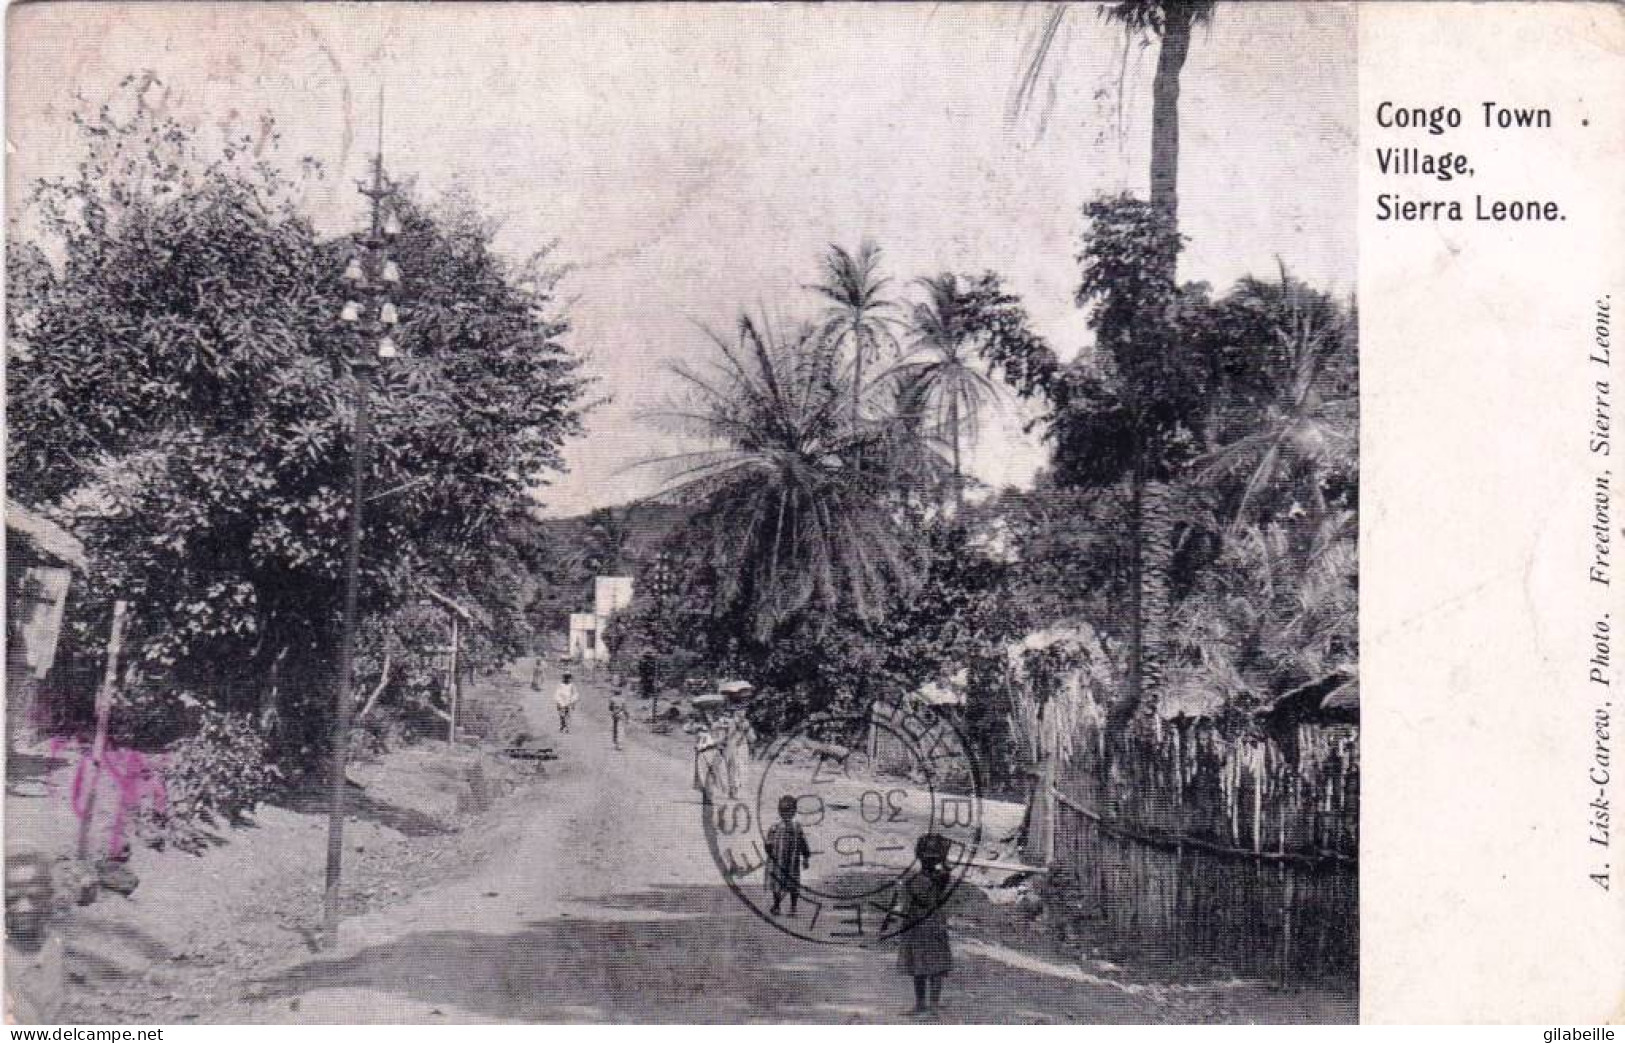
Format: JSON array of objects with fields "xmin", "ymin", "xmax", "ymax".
[{"xmin": 1544, "ymin": 1029, "xmax": 1615, "ymax": 1043}]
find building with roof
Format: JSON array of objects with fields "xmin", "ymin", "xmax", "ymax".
[{"xmin": 6, "ymin": 501, "xmax": 87, "ymax": 748}]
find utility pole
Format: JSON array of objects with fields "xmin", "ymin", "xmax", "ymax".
[
  {"xmin": 324, "ymin": 90, "xmax": 403, "ymax": 946},
  {"xmin": 447, "ymin": 616, "xmax": 460, "ymax": 745},
  {"xmin": 76, "ymin": 601, "xmax": 128, "ymax": 862}
]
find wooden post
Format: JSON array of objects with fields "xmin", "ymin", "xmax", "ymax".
[
  {"xmin": 76, "ymin": 601, "xmax": 128, "ymax": 861},
  {"xmin": 1277, "ymin": 862, "xmax": 1295, "ymax": 988},
  {"xmin": 1028, "ymin": 705, "xmax": 1058, "ymax": 865},
  {"xmin": 447, "ymin": 616, "xmax": 460, "ymax": 745},
  {"xmin": 1040, "ymin": 737, "xmax": 1058, "ymax": 864}
]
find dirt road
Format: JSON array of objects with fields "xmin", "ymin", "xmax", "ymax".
[{"xmin": 248, "ymin": 674, "xmax": 1175, "ymax": 1024}]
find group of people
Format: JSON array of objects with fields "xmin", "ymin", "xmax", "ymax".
[
  {"xmin": 544, "ymin": 669, "xmax": 631, "ymax": 750},
  {"xmin": 762, "ymin": 794, "xmax": 957, "ymax": 1016},
  {"xmin": 539, "ymin": 657, "xmax": 953, "ymax": 1017},
  {"xmin": 692, "ymin": 708, "xmax": 755, "ymax": 801}
]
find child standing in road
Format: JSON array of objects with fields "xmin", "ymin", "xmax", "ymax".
[
  {"xmin": 764, "ymin": 795, "xmax": 812, "ymax": 917},
  {"xmin": 894, "ymin": 833, "xmax": 954, "ymax": 1016},
  {"xmin": 554, "ymin": 672, "xmax": 578, "ymax": 733}
]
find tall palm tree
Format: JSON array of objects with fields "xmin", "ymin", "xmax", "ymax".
[
  {"xmin": 1015, "ymin": 1, "xmax": 1215, "ymax": 227},
  {"xmin": 642, "ymin": 312, "xmax": 928, "ymax": 637},
  {"xmin": 1015, "ymin": 0, "xmax": 1215, "ymax": 729},
  {"xmin": 809, "ymin": 240, "xmax": 902, "ymax": 422},
  {"xmin": 890, "ymin": 273, "xmax": 1007, "ymax": 514}
]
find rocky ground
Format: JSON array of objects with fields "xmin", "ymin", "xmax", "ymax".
[{"xmin": 5, "ymin": 668, "xmax": 543, "ymax": 1024}]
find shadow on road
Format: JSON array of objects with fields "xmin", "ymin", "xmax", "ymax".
[
  {"xmin": 275, "ymin": 787, "xmax": 452, "ymax": 839},
  {"xmin": 251, "ymin": 881, "xmax": 1160, "ymax": 1024}
]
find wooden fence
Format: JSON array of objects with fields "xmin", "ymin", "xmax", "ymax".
[{"xmin": 1045, "ymin": 717, "xmax": 1358, "ymax": 984}]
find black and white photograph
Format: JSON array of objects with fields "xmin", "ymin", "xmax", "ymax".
[{"xmin": 28, "ymin": 0, "xmax": 1611, "ymax": 1028}]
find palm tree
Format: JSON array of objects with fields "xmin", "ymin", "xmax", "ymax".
[
  {"xmin": 1015, "ymin": 1, "xmax": 1216, "ymax": 227},
  {"xmin": 1014, "ymin": 1, "xmax": 1215, "ymax": 729},
  {"xmin": 890, "ymin": 273, "xmax": 1007, "ymax": 514},
  {"xmin": 1196, "ymin": 267, "xmax": 1357, "ymax": 531},
  {"xmin": 1175, "ymin": 270, "xmax": 1358, "ymax": 713},
  {"xmin": 1168, "ymin": 510, "xmax": 1356, "ymax": 712},
  {"xmin": 809, "ymin": 240, "xmax": 902, "ymax": 421},
  {"xmin": 581, "ymin": 507, "xmax": 632, "ymax": 575},
  {"xmin": 642, "ymin": 312, "xmax": 927, "ymax": 638}
]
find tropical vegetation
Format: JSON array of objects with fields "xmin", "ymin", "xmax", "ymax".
[
  {"xmin": 7, "ymin": 79, "xmax": 589, "ymax": 764},
  {"xmin": 620, "ymin": 211, "xmax": 1355, "ymax": 788}
]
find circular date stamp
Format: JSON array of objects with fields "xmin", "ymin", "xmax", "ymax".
[{"xmin": 701, "ymin": 699, "xmax": 983, "ymax": 944}]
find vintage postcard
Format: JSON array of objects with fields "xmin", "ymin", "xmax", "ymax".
[{"xmin": 2, "ymin": 0, "xmax": 1619, "ymax": 1029}]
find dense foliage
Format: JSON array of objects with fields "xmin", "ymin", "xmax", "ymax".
[
  {"xmin": 140, "ymin": 710, "xmax": 280, "ymax": 853},
  {"xmin": 7, "ymin": 82, "xmax": 588, "ymax": 762},
  {"xmin": 614, "ymin": 208, "xmax": 1355, "ymax": 789},
  {"xmin": 988, "ymin": 198, "xmax": 1358, "ymax": 728}
]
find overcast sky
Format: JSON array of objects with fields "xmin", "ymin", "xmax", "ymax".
[{"xmin": 7, "ymin": 2, "xmax": 1356, "ymax": 517}]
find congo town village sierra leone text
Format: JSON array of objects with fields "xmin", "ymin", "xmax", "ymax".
[{"xmin": 1373, "ymin": 101, "xmax": 1564, "ymax": 223}]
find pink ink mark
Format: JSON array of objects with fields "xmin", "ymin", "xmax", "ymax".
[{"xmin": 53, "ymin": 736, "xmax": 168, "ymax": 858}]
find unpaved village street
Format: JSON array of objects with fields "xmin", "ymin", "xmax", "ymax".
[
  {"xmin": 249, "ymin": 676, "xmax": 1169, "ymax": 1024},
  {"xmin": 9, "ymin": 668, "xmax": 1353, "ymax": 1024}
]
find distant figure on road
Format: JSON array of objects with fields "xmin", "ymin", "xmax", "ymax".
[
  {"xmin": 554, "ymin": 672, "xmax": 578, "ymax": 733},
  {"xmin": 530, "ymin": 653, "xmax": 546, "ymax": 691},
  {"xmin": 764, "ymin": 795, "xmax": 811, "ymax": 917},
  {"xmin": 608, "ymin": 689, "xmax": 630, "ymax": 750},
  {"xmin": 893, "ymin": 833, "xmax": 954, "ymax": 1016}
]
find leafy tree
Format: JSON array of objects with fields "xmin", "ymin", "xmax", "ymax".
[
  {"xmin": 7, "ymin": 82, "xmax": 588, "ymax": 760},
  {"xmin": 1011, "ymin": 0, "xmax": 1217, "ymax": 740},
  {"xmin": 987, "ymin": 477, "xmax": 1134, "ymax": 642},
  {"xmin": 1050, "ymin": 197, "xmax": 1210, "ymax": 733}
]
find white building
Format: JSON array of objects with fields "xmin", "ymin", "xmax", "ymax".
[
  {"xmin": 567, "ymin": 576, "xmax": 635, "ymax": 663},
  {"xmin": 568, "ymin": 612, "xmax": 604, "ymax": 662}
]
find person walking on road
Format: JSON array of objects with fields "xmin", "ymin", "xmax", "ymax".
[
  {"xmin": 722, "ymin": 711, "xmax": 755, "ymax": 799},
  {"xmin": 608, "ymin": 688, "xmax": 630, "ymax": 750},
  {"xmin": 764, "ymin": 795, "xmax": 812, "ymax": 917},
  {"xmin": 554, "ymin": 672, "xmax": 579, "ymax": 733},
  {"xmin": 693, "ymin": 719, "xmax": 724, "ymax": 802}
]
